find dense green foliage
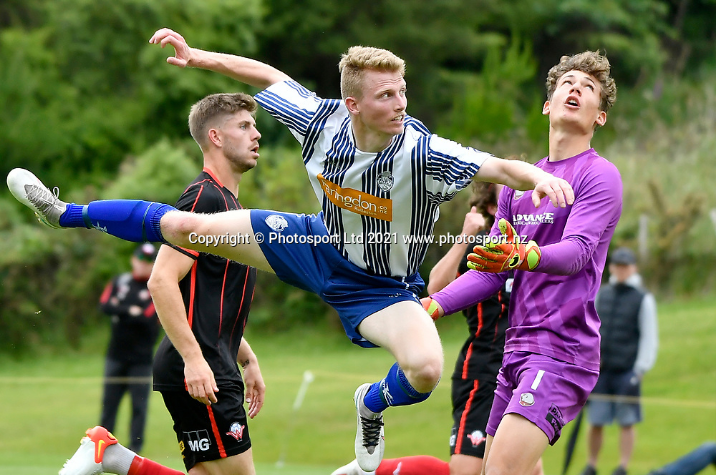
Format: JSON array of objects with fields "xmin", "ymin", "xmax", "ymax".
[{"xmin": 1, "ymin": 0, "xmax": 715, "ymax": 353}]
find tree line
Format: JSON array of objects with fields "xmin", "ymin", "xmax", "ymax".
[{"xmin": 1, "ymin": 0, "xmax": 714, "ymax": 353}]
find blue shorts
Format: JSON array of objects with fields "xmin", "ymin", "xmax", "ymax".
[
  {"xmin": 250, "ymin": 210, "xmax": 424, "ymax": 348},
  {"xmin": 587, "ymin": 369, "xmax": 642, "ymax": 426}
]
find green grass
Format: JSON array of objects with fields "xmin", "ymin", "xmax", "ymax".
[{"xmin": 0, "ymin": 295, "xmax": 714, "ymax": 475}]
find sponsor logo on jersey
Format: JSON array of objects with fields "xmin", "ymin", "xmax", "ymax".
[
  {"xmin": 519, "ymin": 392, "xmax": 535, "ymax": 406},
  {"xmin": 317, "ymin": 174, "xmax": 392, "ymax": 221},
  {"xmin": 512, "ymin": 212, "xmax": 554, "ymax": 226},
  {"xmin": 546, "ymin": 404, "xmax": 565, "ymax": 433},
  {"xmin": 393, "ymin": 461, "xmax": 402, "ymax": 474},
  {"xmin": 467, "ymin": 430, "xmax": 486, "ymax": 447},
  {"xmin": 514, "ymin": 190, "xmax": 525, "ymax": 200},
  {"xmin": 226, "ymin": 422, "xmax": 246, "ymax": 441},
  {"xmin": 183, "ymin": 430, "xmax": 211, "ymax": 452},
  {"xmin": 377, "ymin": 171, "xmax": 395, "ymax": 192},
  {"xmin": 265, "ymin": 214, "xmax": 289, "ymax": 232}
]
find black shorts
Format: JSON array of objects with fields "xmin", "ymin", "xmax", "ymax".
[
  {"xmin": 450, "ymin": 377, "xmax": 496, "ymax": 458},
  {"xmin": 160, "ymin": 387, "xmax": 251, "ymax": 471}
]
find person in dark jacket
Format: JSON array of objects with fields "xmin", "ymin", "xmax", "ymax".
[
  {"xmin": 99, "ymin": 243, "xmax": 160, "ymax": 453},
  {"xmin": 581, "ymin": 247, "xmax": 658, "ymax": 475}
]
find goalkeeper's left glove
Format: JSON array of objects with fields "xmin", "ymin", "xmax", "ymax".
[
  {"xmin": 466, "ymin": 218, "xmax": 541, "ymax": 272},
  {"xmin": 421, "ymin": 297, "xmax": 444, "ymax": 321}
]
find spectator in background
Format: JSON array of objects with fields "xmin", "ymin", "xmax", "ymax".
[
  {"xmin": 99, "ymin": 243, "xmax": 161, "ymax": 454},
  {"xmin": 582, "ymin": 247, "xmax": 658, "ymax": 475}
]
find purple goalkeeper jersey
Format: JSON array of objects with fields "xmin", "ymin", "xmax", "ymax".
[{"xmin": 432, "ymin": 148, "xmax": 622, "ymax": 371}]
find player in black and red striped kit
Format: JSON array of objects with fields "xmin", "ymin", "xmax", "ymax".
[
  {"xmin": 59, "ymin": 93, "xmax": 266, "ymax": 475},
  {"xmin": 151, "ymin": 166, "xmax": 260, "ymax": 467},
  {"xmin": 448, "ymin": 205, "xmax": 511, "ymax": 470}
]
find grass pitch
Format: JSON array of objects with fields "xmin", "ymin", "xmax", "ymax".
[{"xmin": 0, "ymin": 295, "xmax": 714, "ymax": 475}]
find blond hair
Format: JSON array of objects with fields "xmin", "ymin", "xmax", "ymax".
[
  {"xmin": 338, "ymin": 46, "xmax": 406, "ymax": 99},
  {"xmin": 188, "ymin": 92, "xmax": 257, "ymax": 150},
  {"xmin": 545, "ymin": 51, "xmax": 617, "ymax": 114}
]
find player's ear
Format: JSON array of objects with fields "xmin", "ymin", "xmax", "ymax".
[
  {"xmin": 595, "ymin": 110, "xmax": 607, "ymax": 127},
  {"xmin": 208, "ymin": 128, "xmax": 222, "ymax": 147},
  {"xmin": 542, "ymin": 101, "xmax": 550, "ymax": 116},
  {"xmin": 345, "ymin": 97, "xmax": 360, "ymax": 115}
]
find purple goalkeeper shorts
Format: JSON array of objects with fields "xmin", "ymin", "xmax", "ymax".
[{"xmin": 486, "ymin": 351, "xmax": 598, "ymax": 445}]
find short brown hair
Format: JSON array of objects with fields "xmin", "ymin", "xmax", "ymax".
[
  {"xmin": 545, "ymin": 51, "xmax": 617, "ymax": 114},
  {"xmin": 338, "ymin": 46, "xmax": 406, "ymax": 100},
  {"xmin": 188, "ymin": 92, "xmax": 257, "ymax": 150},
  {"xmin": 469, "ymin": 182, "xmax": 499, "ymax": 230}
]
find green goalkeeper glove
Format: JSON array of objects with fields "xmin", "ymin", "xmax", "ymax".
[{"xmin": 467, "ymin": 218, "xmax": 541, "ymax": 272}]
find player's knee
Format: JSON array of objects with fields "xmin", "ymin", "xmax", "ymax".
[
  {"xmin": 403, "ymin": 357, "xmax": 442, "ymax": 392},
  {"xmin": 165, "ymin": 211, "xmax": 201, "ymax": 241}
]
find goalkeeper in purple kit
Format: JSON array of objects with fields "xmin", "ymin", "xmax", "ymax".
[{"xmin": 423, "ymin": 51, "xmax": 623, "ymax": 475}]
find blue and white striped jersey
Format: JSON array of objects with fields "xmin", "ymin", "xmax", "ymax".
[{"xmin": 255, "ymin": 80, "xmax": 491, "ymax": 278}]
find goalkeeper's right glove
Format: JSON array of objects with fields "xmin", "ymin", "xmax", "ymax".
[
  {"xmin": 421, "ymin": 297, "xmax": 444, "ymax": 321},
  {"xmin": 467, "ymin": 218, "xmax": 541, "ymax": 273}
]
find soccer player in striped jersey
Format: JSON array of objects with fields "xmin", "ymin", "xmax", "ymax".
[
  {"xmin": 422, "ymin": 51, "xmax": 622, "ymax": 475},
  {"xmin": 7, "ymin": 29, "xmax": 574, "ymax": 473}
]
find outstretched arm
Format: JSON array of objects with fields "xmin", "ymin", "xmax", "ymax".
[
  {"xmin": 426, "ymin": 269, "xmax": 507, "ymax": 319},
  {"xmin": 148, "ymin": 245, "xmax": 219, "ymax": 405},
  {"xmin": 149, "ymin": 28, "xmax": 291, "ymax": 89},
  {"xmin": 475, "ymin": 157, "xmax": 574, "ymax": 208}
]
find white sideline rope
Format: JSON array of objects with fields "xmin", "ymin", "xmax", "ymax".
[{"xmin": 0, "ymin": 374, "xmax": 714, "ymax": 409}]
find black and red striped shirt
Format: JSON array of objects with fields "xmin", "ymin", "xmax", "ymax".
[
  {"xmin": 452, "ymin": 230, "xmax": 512, "ymax": 382},
  {"xmin": 153, "ymin": 169, "xmax": 257, "ymax": 391}
]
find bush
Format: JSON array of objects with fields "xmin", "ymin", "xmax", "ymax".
[{"xmin": 0, "ymin": 139, "xmax": 199, "ymax": 355}]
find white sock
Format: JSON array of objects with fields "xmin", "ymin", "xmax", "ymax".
[{"xmin": 102, "ymin": 443, "xmax": 137, "ymax": 475}]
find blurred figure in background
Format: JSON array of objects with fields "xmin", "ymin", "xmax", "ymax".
[
  {"xmin": 582, "ymin": 247, "xmax": 658, "ymax": 475},
  {"xmin": 99, "ymin": 243, "xmax": 160, "ymax": 454}
]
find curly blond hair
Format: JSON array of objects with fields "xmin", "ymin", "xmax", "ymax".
[
  {"xmin": 338, "ymin": 46, "xmax": 406, "ymax": 100},
  {"xmin": 545, "ymin": 51, "xmax": 617, "ymax": 113}
]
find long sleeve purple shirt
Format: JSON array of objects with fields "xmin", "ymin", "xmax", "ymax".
[{"xmin": 432, "ymin": 149, "xmax": 623, "ymax": 370}]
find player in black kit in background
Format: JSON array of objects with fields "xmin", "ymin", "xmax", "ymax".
[{"xmin": 99, "ymin": 243, "xmax": 160, "ymax": 454}]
